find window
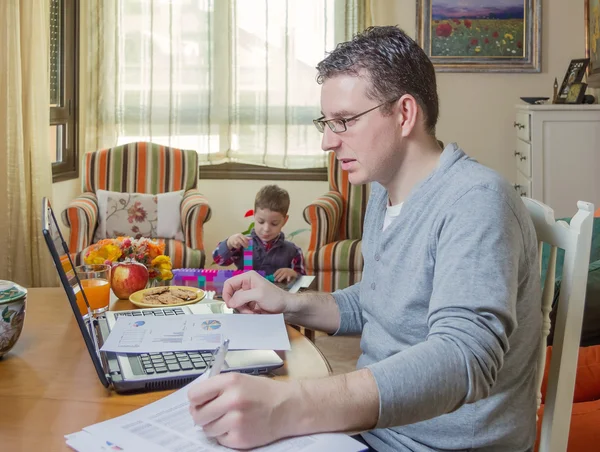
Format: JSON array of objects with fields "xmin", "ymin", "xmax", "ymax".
[
  {"xmin": 50, "ymin": 0, "xmax": 78, "ymax": 182},
  {"xmin": 106, "ymin": 0, "xmax": 349, "ymax": 179}
]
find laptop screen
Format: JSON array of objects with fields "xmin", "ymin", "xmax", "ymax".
[{"xmin": 41, "ymin": 197, "xmax": 110, "ymax": 388}]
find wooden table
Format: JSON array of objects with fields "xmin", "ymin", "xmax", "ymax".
[{"xmin": 0, "ymin": 288, "xmax": 331, "ymax": 452}]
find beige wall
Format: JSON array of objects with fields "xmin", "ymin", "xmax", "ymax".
[
  {"xmin": 52, "ymin": 0, "xmax": 593, "ymax": 263},
  {"xmin": 373, "ymin": 0, "xmax": 589, "ymax": 179},
  {"xmin": 52, "ymin": 179, "xmax": 80, "ymax": 232}
]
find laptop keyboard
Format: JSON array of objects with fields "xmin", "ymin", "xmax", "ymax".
[
  {"xmin": 140, "ymin": 351, "xmax": 213, "ymax": 374},
  {"xmin": 113, "ymin": 307, "xmax": 186, "ymax": 317},
  {"xmin": 114, "ymin": 308, "xmax": 213, "ymax": 375}
]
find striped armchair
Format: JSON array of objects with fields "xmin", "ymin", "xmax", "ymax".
[
  {"xmin": 61, "ymin": 142, "xmax": 212, "ymax": 269},
  {"xmin": 303, "ymin": 152, "xmax": 370, "ymax": 292}
]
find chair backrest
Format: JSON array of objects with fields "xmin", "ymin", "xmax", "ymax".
[
  {"xmin": 523, "ymin": 197, "xmax": 594, "ymax": 452},
  {"xmin": 82, "ymin": 142, "xmax": 198, "ymax": 194},
  {"xmin": 327, "ymin": 151, "xmax": 370, "ymax": 241}
]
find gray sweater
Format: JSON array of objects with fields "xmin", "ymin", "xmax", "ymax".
[{"xmin": 332, "ymin": 144, "xmax": 541, "ymax": 451}]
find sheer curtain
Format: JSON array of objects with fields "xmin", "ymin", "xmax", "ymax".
[
  {"xmin": 0, "ymin": 0, "xmax": 56, "ymax": 287},
  {"xmin": 84, "ymin": 0, "xmax": 370, "ymax": 169}
]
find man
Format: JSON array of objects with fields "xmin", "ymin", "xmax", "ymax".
[{"xmin": 188, "ymin": 26, "xmax": 541, "ymax": 451}]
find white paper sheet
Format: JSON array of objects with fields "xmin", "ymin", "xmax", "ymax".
[
  {"xmin": 75, "ymin": 373, "xmax": 366, "ymax": 452},
  {"xmin": 65, "ymin": 430, "xmax": 128, "ymax": 451},
  {"xmin": 100, "ymin": 313, "xmax": 291, "ymax": 354}
]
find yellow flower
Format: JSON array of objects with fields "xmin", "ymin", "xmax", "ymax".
[
  {"xmin": 151, "ymin": 255, "xmax": 171, "ymax": 268},
  {"xmin": 502, "ymin": 39, "xmax": 506, "ymax": 45},
  {"xmin": 504, "ymin": 33, "xmax": 513, "ymax": 40},
  {"xmin": 475, "ymin": 46, "xmax": 481, "ymax": 53},
  {"xmin": 85, "ymin": 244, "xmax": 122, "ymax": 265},
  {"xmin": 151, "ymin": 255, "xmax": 173, "ymax": 281},
  {"xmin": 160, "ymin": 269, "xmax": 173, "ymax": 281}
]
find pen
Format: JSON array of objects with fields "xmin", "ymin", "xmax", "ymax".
[{"xmin": 208, "ymin": 339, "xmax": 229, "ymax": 378}]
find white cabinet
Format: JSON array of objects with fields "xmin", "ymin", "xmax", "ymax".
[{"xmin": 513, "ymin": 104, "xmax": 600, "ymax": 217}]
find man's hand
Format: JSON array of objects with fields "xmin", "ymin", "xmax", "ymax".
[
  {"xmin": 188, "ymin": 372, "xmax": 299, "ymax": 449},
  {"xmin": 226, "ymin": 233, "xmax": 250, "ymax": 250},
  {"xmin": 273, "ymin": 268, "xmax": 297, "ymax": 283},
  {"xmin": 188, "ymin": 368, "xmax": 380, "ymax": 449},
  {"xmin": 222, "ymin": 270, "xmax": 290, "ymax": 315}
]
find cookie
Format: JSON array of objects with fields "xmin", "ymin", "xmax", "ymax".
[{"xmin": 171, "ymin": 288, "xmax": 196, "ymax": 301}]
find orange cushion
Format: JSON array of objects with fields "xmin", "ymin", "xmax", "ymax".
[
  {"xmin": 541, "ymin": 345, "xmax": 600, "ymax": 404},
  {"xmin": 595, "ymin": 207, "xmax": 600, "ymax": 217},
  {"xmin": 536, "ymin": 399, "xmax": 600, "ymax": 452}
]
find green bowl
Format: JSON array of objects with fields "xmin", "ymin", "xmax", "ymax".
[{"xmin": 0, "ymin": 280, "xmax": 27, "ymax": 358}]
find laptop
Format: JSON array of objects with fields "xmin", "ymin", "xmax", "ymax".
[{"xmin": 41, "ymin": 197, "xmax": 284, "ymax": 394}]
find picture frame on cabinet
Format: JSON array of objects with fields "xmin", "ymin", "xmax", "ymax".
[
  {"xmin": 585, "ymin": 0, "xmax": 600, "ymax": 87},
  {"xmin": 416, "ymin": 0, "xmax": 542, "ymax": 73},
  {"xmin": 565, "ymin": 83, "xmax": 588, "ymax": 104},
  {"xmin": 555, "ymin": 59, "xmax": 590, "ymax": 104}
]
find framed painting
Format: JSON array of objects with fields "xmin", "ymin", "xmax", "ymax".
[
  {"xmin": 585, "ymin": 0, "xmax": 600, "ymax": 87},
  {"xmin": 416, "ymin": 0, "xmax": 542, "ymax": 72}
]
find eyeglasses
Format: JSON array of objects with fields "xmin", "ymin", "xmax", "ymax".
[{"xmin": 313, "ymin": 98, "xmax": 399, "ymax": 134}]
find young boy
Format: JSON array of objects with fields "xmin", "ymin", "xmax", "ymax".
[{"xmin": 212, "ymin": 185, "xmax": 306, "ymax": 283}]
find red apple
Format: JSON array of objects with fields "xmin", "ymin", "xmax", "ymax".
[{"xmin": 111, "ymin": 261, "xmax": 149, "ymax": 299}]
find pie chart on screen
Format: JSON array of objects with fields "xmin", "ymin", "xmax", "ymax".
[{"xmin": 201, "ymin": 319, "xmax": 221, "ymax": 330}]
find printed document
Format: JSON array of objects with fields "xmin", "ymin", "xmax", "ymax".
[
  {"xmin": 66, "ymin": 373, "xmax": 367, "ymax": 452},
  {"xmin": 100, "ymin": 313, "xmax": 291, "ymax": 354}
]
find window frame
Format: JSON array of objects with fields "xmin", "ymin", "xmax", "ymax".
[
  {"xmin": 50, "ymin": 0, "xmax": 79, "ymax": 183},
  {"xmin": 199, "ymin": 163, "xmax": 326, "ymax": 181}
]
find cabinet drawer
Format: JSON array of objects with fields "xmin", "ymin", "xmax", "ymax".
[
  {"xmin": 514, "ymin": 112, "xmax": 530, "ymax": 142},
  {"xmin": 514, "ymin": 171, "xmax": 531, "ymax": 198},
  {"xmin": 515, "ymin": 139, "xmax": 531, "ymax": 178}
]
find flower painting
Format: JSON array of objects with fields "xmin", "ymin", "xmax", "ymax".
[
  {"xmin": 586, "ymin": 0, "xmax": 600, "ymax": 87},
  {"xmin": 417, "ymin": 0, "xmax": 541, "ymax": 72}
]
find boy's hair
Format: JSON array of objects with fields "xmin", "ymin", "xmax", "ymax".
[
  {"xmin": 254, "ymin": 185, "xmax": 290, "ymax": 216},
  {"xmin": 316, "ymin": 26, "xmax": 439, "ymax": 135}
]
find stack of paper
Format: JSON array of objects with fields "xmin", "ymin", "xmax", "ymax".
[{"xmin": 65, "ymin": 373, "xmax": 367, "ymax": 452}]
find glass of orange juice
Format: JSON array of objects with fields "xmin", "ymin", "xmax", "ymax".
[{"xmin": 75, "ymin": 264, "xmax": 111, "ymax": 315}]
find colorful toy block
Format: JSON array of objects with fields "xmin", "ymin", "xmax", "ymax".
[
  {"xmin": 172, "ymin": 238, "xmax": 270, "ymax": 296},
  {"xmin": 172, "ymin": 268, "xmax": 268, "ymax": 296}
]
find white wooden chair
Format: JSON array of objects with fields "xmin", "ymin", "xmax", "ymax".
[{"xmin": 523, "ymin": 198, "xmax": 595, "ymax": 452}]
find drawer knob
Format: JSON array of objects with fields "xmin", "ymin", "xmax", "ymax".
[
  {"xmin": 514, "ymin": 150, "xmax": 521, "ymax": 156},
  {"xmin": 520, "ymin": 155, "xmax": 527, "ymax": 161},
  {"xmin": 513, "ymin": 121, "xmax": 525, "ymax": 130},
  {"xmin": 513, "ymin": 184, "xmax": 521, "ymax": 190},
  {"xmin": 520, "ymin": 191, "xmax": 527, "ymax": 197}
]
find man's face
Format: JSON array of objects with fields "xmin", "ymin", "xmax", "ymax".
[
  {"xmin": 319, "ymin": 73, "xmax": 402, "ymax": 186},
  {"xmin": 253, "ymin": 208, "xmax": 288, "ymax": 243}
]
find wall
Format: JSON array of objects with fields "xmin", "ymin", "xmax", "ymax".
[
  {"xmin": 52, "ymin": 179, "xmax": 80, "ymax": 233},
  {"xmin": 372, "ymin": 0, "xmax": 588, "ymax": 179}
]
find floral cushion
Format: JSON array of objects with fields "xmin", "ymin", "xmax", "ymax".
[
  {"xmin": 105, "ymin": 193, "xmax": 158, "ymax": 239},
  {"xmin": 95, "ymin": 190, "xmax": 185, "ymax": 241}
]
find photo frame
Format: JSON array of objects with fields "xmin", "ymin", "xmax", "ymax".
[
  {"xmin": 585, "ymin": 0, "xmax": 600, "ymax": 87},
  {"xmin": 565, "ymin": 83, "xmax": 588, "ymax": 104},
  {"xmin": 416, "ymin": 0, "xmax": 542, "ymax": 72},
  {"xmin": 555, "ymin": 59, "xmax": 590, "ymax": 104}
]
